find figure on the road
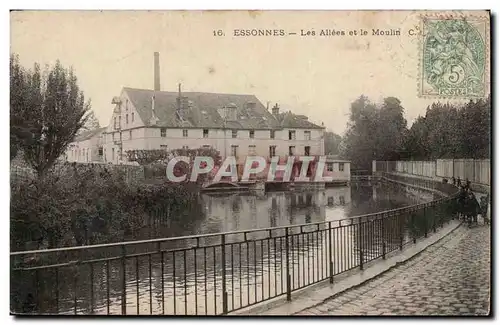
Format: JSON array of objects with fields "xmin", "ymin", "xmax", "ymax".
[
  {"xmin": 464, "ymin": 191, "xmax": 480, "ymax": 227},
  {"xmin": 456, "ymin": 186, "xmax": 467, "ymax": 220},
  {"xmin": 480, "ymin": 195, "xmax": 490, "ymax": 226}
]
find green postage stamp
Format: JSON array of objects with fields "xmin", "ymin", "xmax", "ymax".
[{"xmin": 419, "ymin": 14, "xmax": 490, "ymax": 98}]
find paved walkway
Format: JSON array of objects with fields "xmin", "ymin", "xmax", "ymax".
[{"xmin": 296, "ymin": 223, "xmax": 491, "ymax": 316}]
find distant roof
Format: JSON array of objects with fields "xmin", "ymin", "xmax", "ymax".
[
  {"xmin": 123, "ymin": 87, "xmax": 323, "ymax": 130},
  {"xmin": 75, "ymin": 127, "xmax": 106, "ymax": 141},
  {"xmin": 276, "ymin": 111, "xmax": 324, "ymax": 129}
]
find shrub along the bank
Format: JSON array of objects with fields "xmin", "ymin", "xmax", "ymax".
[{"xmin": 10, "ymin": 163, "xmax": 201, "ymax": 251}]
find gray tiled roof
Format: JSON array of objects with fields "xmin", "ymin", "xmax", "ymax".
[
  {"xmin": 123, "ymin": 87, "xmax": 323, "ymax": 130},
  {"xmin": 75, "ymin": 127, "xmax": 106, "ymax": 141}
]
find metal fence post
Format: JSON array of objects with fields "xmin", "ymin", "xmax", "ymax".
[
  {"xmin": 328, "ymin": 221, "xmax": 333, "ymax": 283},
  {"xmin": 382, "ymin": 216, "xmax": 386, "ymax": 259},
  {"xmin": 121, "ymin": 245, "xmax": 127, "ymax": 315},
  {"xmin": 221, "ymin": 234, "xmax": 228, "ymax": 314},
  {"xmin": 285, "ymin": 227, "xmax": 292, "ymax": 301},
  {"xmin": 424, "ymin": 206, "xmax": 428, "ymax": 238},
  {"xmin": 359, "ymin": 221, "xmax": 364, "ymax": 270}
]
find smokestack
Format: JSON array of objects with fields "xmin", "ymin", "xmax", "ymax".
[{"xmin": 154, "ymin": 52, "xmax": 160, "ymax": 91}]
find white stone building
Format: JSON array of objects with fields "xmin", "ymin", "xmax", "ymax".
[
  {"xmin": 65, "ymin": 52, "xmax": 325, "ymax": 166},
  {"xmin": 65, "ymin": 127, "xmax": 106, "ymax": 163}
]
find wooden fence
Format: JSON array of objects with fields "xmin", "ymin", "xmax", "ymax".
[{"xmin": 374, "ymin": 159, "xmax": 490, "ymax": 186}]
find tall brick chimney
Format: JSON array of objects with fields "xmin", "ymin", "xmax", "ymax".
[{"xmin": 154, "ymin": 52, "xmax": 160, "ymax": 91}]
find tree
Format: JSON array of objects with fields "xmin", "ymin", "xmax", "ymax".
[
  {"xmin": 10, "ymin": 55, "xmax": 90, "ymax": 177},
  {"xmin": 402, "ymin": 97, "xmax": 490, "ymax": 160},
  {"xmin": 340, "ymin": 95, "xmax": 408, "ymax": 169},
  {"xmin": 80, "ymin": 110, "xmax": 101, "ymax": 132},
  {"xmin": 324, "ymin": 131, "xmax": 342, "ymax": 155}
]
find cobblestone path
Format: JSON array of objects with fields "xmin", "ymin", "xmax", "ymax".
[{"xmin": 297, "ymin": 224, "xmax": 491, "ymax": 316}]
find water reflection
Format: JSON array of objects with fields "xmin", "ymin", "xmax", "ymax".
[{"xmin": 12, "ymin": 181, "xmax": 436, "ymax": 315}]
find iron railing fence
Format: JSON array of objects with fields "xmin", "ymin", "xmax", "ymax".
[{"xmin": 10, "ymin": 173, "xmax": 459, "ymax": 315}]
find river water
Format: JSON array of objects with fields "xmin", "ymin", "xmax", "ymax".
[{"xmin": 13, "ymin": 181, "xmax": 436, "ymax": 315}]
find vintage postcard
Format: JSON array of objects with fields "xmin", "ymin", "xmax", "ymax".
[{"xmin": 10, "ymin": 10, "xmax": 491, "ymax": 316}]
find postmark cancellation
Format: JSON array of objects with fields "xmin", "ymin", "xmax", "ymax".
[{"xmin": 419, "ymin": 13, "xmax": 490, "ymax": 98}]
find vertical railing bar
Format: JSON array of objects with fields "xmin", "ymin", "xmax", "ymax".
[
  {"xmin": 285, "ymin": 227, "xmax": 291, "ymax": 301},
  {"xmin": 90, "ymin": 262, "xmax": 94, "ymax": 314},
  {"xmin": 299, "ymin": 232, "xmax": 309, "ymax": 288},
  {"xmin": 280, "ymin": 237, "xmax": 284, "ymax": 294},
  {"xmin": 184, "ymin": 250, "xmax": 188, "ymax": 315},
  {"xmin": 159, "ymin": 243, "xmax": 165, "ymax": 315},
  {"xmin": 55, "ymin": 268, "xmax": 59, "ymax": 314},
  {"xmin": 194, "ymin": 244, "xmax": 198, "ymax": 316},
  {"xmin": 231, "ymin": 243, "xmax": 234, "ymax": 311},
  {"xmin": 213, "ymin": 246, "xmax": 217, "ymax": 315},
  {"xmin": 329, "ymin": 222, "xmax": 333, "ymax": 283},
  {"xmin": 221, "ymin": 235, "xmax": 227, "ymax": 315},
  {"xmin": 273, "ymin": 236, "xmax": 277, "ymax": 297},
  {"xmin": 106, "ymin": 260, "xmax": 110, "ymax": 315},
  {"xmin": 73, "ymin": 267, "xmax": 77, "ymax": 315},
  {"xmin": 149, "ymin": 254, "xmax": 152, "ymax": 315},
  {"xmin": 204, "ymin": 247, "xmax": 207, "ymax": 316},
  {"xmin": 173, "ymin": 251, "xmax": 176, "ymax": 315},
  {"xmin": 291, "ymin": 234, "xmax": 295, "ymax": 290},
  {"xmin": 121, "ymin": 245, "xmax": 126, "ymax": 315},
  {"xmin": 260, "ymin": 239, "xmax": 264, "ymax": 301},
  {"xmin": 267, "ymin": 237, "xmax": 271, "ymax": 300},
  {"xmin": 239, "ymin": 243, "xmax": 242, "ymax": 309},
  {"xmin": 246, "ymin": 239, "xmax": 250, "ymax": 306},
  {"xmin": 253, "ymin": 241, "xmax": 257, "ymax": 304},
  {"xmin": 136, "ymin": 256, "xmax": 139, "ymax": 315},
  {"xmin": 310, "ymin": 232, "xmax": 313, "ymax": 284}
]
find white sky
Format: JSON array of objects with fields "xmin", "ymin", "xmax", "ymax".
[{"xmin": 10, "ymin": 10, "xmax": 490, "ymax": 134}]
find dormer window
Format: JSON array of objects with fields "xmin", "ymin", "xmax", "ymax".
[{"xmin": 249, "ymin": 130, "xmax": 255, "ymax": 138}]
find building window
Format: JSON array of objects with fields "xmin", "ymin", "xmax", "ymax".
[
  {"xmin": 339, "ymin": 196, "xmax": 345, "ymax": 205},
  {"xmin": 126, "ymin": 99, "xmax": 129, "ymax": 111},
  {"xmin": 129, "ymin": 130, "xmax": 133, "ymax": 139},
  {"xmin": 327, "ymin": 197, "xmax": 334, "ymax": 206},
  {"xmin": 288, "ymin": 146, "xmax": 295, "ymax": 156},
  {"xmin": 248, "ymin": 145, "xmax": 256, "ymax": 155},
  {"xmin": 232, "ymin": 130, "xmax": 237, "ymax": 138},
  {"xmin": 249, "ymin": 130, "xmax": 255, "ymax": 138},
  {"xmin": 270, "ymin": 130, "xmax": 275, "ymax": 139},
  {"xmin": 126, "ymin": 114, "xmax": 129, "ymax": 124},
  {"xmin": 112, "ymin": 148, "xmax": 115, "ymax": 161},
  {"xmin": 183, "ymin": 129, "xmax": 188, "ymax": 137},
  {"xmin": 203, "ymin": 129, "xmax": 209, "ymax": 138},
  {"xmin": 269, "ymin": 145, "xmax": 276, "ymax": 157},
  {"xmin": 231, "ymin": 145, "xmax": 238, "ymax": 157},
  {"xmin": 339, "ymin": 163, "xmax": 345, "ymax": 172},
  {"xmin": 326, "ymin": 162, "xmax": 334, "ymax": 172},
  {"xmin": 160, "ymin": 145, "xmax": 168, "ymax": 150},
  {"xmin": 289, "ymin": 130, "xmax": 296, "ymax": 140},
  {"xmin": 304, "ymin": 130, "xmax": 311, "ymax": 140},
  {"xmin": 161, "ymin": 128, "xmax": 166, "ymax": 137},
  {"xmin": 305, "ymin": 146, "xmax": 311, "ymax": 156},
  {"xmin": 182, "ymin": 145, "xmax": 189, "ymax": 150},
  {"xmin": 119, "ymin": 116, "xmax": 122, "ymax": 129},
  {"xmin": 98, "ymin": 147, "xmax": 103, "ymax": 157},
  {"xmin": 131, "ymin": 112, "xmax": 134, "ymax": 122},
  {"xmin": 114, "ymin": 117, "xmax": 117, "ymax": 129}
]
